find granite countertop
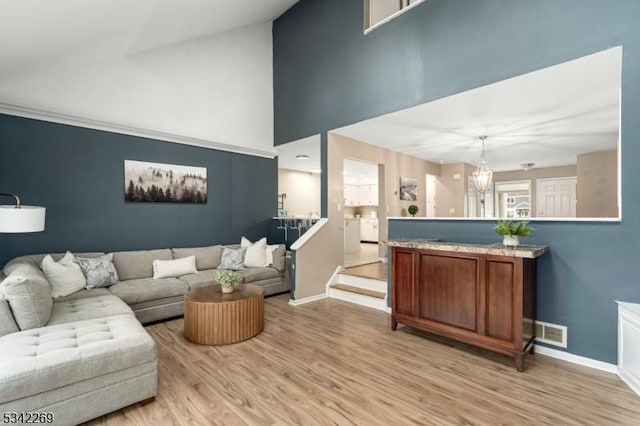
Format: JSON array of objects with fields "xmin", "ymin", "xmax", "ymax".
[{"xmin": 388, "ymin": 239, "xmax": 549, "ymax": 259}]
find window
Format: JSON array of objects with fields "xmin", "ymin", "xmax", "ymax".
[{"xmin": 364, "ymin": 0, "xmax": 425, "ymax": 33}]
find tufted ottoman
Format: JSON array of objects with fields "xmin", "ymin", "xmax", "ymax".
[{"xmin": 0, "ymin": 314, "xmax": 157, "ymax": 425}]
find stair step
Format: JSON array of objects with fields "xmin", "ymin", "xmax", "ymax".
[
  {"xmin": 336, "ymin": 274, "xmax": 387, "ymax": 292},
  {"xmin": 331, "ymin": 283, "xmax": 385, "ymax": 299}
]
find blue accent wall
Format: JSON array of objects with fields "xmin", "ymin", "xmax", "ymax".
[
  {"xmin": 0, "ymin": 114, "xmax": 278, "ymax": 266},
  {"xmin": 273, "ymin": 0, "xmax": 640, "ymax": 363}
]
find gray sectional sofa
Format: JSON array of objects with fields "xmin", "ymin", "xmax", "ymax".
[{"xmin": 0, "ymin": 243, "xmax": 289, "ymax": 425}]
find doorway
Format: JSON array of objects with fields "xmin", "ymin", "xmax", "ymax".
[
  {"xmin": 343, "ymin": 159, "xmax": 380, "ymax": 267},
  {"xmin": 495, "ymin": 180, "xmax": 532, "ymax": 218}
]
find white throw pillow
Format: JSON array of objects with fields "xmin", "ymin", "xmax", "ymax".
[
  {"xmin": 241, "ymin": 237, "xmax": 267, "ymax": 268},
  {"xmin": 153, "ymin": 256, "xmax": 197, "ymax": 279},
  {"xmin": 265, "ymin": 244, "xmax": 279, "ymax": 267},
  {"xmin": 41, "ymin": 252, "xmax": 87, "ymax": 298}
]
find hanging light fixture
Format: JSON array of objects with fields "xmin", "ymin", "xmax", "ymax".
[{"xmin": 472, "ymin": 136, "xmax": 493, "ymax": 193}]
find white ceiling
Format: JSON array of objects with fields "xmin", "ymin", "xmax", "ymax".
[
  {"xmin": 277, "ymin": 134, "xmax": 321, "ymax": 173},
  {"xmin": 333, "ymin": 47, "xmax": 621, "ymax": 172},
  {"xmin": 344, "ymin": 159, "xmax": 378, "ymax": 185},
  {"xmin": 0, "ymin": 0, "xmax": 298, "ymax": 87}
]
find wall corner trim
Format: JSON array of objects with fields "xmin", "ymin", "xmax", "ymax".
[{"xmin": 0, "ymin": 102, "xmax": 278, "ymax": 159}]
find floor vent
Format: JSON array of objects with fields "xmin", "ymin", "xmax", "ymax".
[{"xmin": 535, "ymin": 321, "xmax": 567, "ymax": 348}]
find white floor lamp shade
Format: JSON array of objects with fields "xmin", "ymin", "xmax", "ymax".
[{"xmin": 0, "ymin": 205, "xmax": 46, "ymax": 233}]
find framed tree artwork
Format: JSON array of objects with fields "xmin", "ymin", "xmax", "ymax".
[{"xmin": 124, "ymin": 160, "xmax": 207, "ymax": 203}]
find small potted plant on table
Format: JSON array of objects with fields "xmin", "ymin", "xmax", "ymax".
[
  {"xmin": 493, "ymin": 220, "xmax": 533, "ymax": 247},
  {"xmin": 216, "ymin": 270, "xmax": 244, "ymax": 294},
  {"xmin": 408, "ymin": 205, "xmax": 419, "ymax": 217}
]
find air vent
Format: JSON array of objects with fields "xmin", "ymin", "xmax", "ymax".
[{"xmin": 535, "ymin": 321, "xmax": 567, "ymax": 348}]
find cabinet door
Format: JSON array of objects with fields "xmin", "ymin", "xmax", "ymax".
[
  {"xmin": 344, "ymin": 185, "xmax": 357, "ymax": 206},
  {"xmin": 363, "ymin": 219, "xmax": 378, "ymax": 242},
  {"xmin": 392, "ymin": 248, "xmax": 416, "ymax": 316},
  {"xmin": 485, "ymin": 257, "xmax": 517, "ymax": 342},
  {"xmin": 356, "ymin": 185, "xmax": 366, "ymax": 205},
  {"xmin": 370, "ymin": 184, "xmax": 379, "ymax": 205},
  {"xmin": 418, "ymin": 252, "xmax": 482, "ymax": 331}
]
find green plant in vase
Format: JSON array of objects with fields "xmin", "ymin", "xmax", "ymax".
[
  {"xmin": 408, "ymin": 205, "xmax": 419, "ymax": 217},
  {"xmin": 493, "ymin": 220, "xmax": 534, "ymax": 247},
  {"xmin": 217, "ymin": 270, "xmax": 244, "ymax": 293}
]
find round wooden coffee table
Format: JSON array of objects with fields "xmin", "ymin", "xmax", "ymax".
[{"xmin": 184, "ymin": 284, "xmax": 264, "ymax": 345}]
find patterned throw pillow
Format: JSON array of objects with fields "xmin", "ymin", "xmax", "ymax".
[
  {"xmin": 219, "ymin": 247, "xmax": 245, "ymax": 271},
  {"xmin": 75, "ymin": 253, "xmax": 120, "ymax": 288}
]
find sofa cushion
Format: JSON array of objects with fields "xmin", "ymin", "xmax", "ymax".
[
  {"xmin": 41, "ymin": 252, "xmax": 87, "ymax": 298},
  {"xmin": 108, "ymin": 277, "xmax": 188, "ymax": 305},
  {"xmin": 112, "ymin": 249, "xmax": 172, "ymax": 281},
  {"xmin": 152, "ymin": 256, "xmax": 196, "ymax": 279},
  {"xmin": 0, "ymin": 314, "xmax": 156, "ymax": 404},
  {"xmin": 3, "ymin": 252, "xmax": 105, "ymax": 276},
  {"xmin": 48, "ymin": 295, "xmax": 133, "ymax": 326},
  {"xmin": 75, "ymin": 253, "xmax": 119, "ymax": 289},
  {"xmin": 172, "ymin": 245, "xmax": 223, "ymax": 270},
  {"xmin": 219, "ymin": 247, "xmax": 245, "ymax": 270},
  {"xmin": 238, "ymin": 267, "xmax": 281, "ymax": 283},
  {"xmin": 0, "ymin": 265, "xmax": 52, "ymax": 330},
  {"xmin": 0, "ymin": 298, "xmax": 19, "ymax": 337},
  {"xmin": 179, "ymin": 269, "xmax": 218, "ymax": 290},
  {"xmin": 54, "ymin": 288, "xmax": 111, "ymax": 303}
]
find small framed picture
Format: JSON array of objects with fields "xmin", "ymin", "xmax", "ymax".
[{"xmin": 399, "ymin": 177, "xmax": 418, "ymax": 201}]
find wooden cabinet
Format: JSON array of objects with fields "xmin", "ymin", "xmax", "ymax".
[
  {"xmin": 360, "ymin": 184, "xmax": 378, "ymax": 206},
  {"xmin": 360, "ymin": 218, "xmax": 378, "ymax": 242},
  {"xmin": 343, "ymin": 184, "xmax": 378, "ymax": 206},
  {"xmin": 391, "ymin": 246, "xmax": 540, "ymax": 371},
  {"xmin": 343, "ymin": 184, "xmax": 357, "ymax": 206},
  {"xmin": 344, "ymin": 219, "xmax": 361, "ymax": 254}
]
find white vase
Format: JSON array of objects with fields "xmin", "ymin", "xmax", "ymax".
[
  {"xmin": 503, "ymin": 235, "xmax": 520, "ymax": 247},
  {"xmin": 221, "ymin": 286, "xmax": 235, "ymax": 294}
]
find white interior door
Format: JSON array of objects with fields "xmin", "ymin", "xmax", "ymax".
[{"xmin": 536, "ymin": 177, "xmax": 577, "ymax": 217}]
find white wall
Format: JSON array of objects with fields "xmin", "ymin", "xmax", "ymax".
[
  {"xmin": 0, "ymin": 22, "xmax": 274, "ymax": 155},
  {"xmin": 278, "ymin": 168, "xmax": 321, "ymax": 217}
]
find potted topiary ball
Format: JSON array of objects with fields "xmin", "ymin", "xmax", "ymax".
[
  {"xmin": 408, "ymin": 205, "xmax": 419, "ymax": 217},
  {"xmin": 216, "ymin": 270, "xmax": 244, "ymax": 294}
]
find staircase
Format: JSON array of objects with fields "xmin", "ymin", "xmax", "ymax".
[{"xmin": 328, "ymin": 262, "xmax": 388, "ymax": 312}]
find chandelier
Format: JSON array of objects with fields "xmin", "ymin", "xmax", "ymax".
[{"xmin": 472, "ymin": 136, "xmax": 493, "ymax": 193}]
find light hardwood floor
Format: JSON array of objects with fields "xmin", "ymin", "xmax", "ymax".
[
  {"xmin": 341, "ymin": 261, "xmax": 387, "ymax": 281},
  {"xmin": 344, "ymin": 242, "xmax": 380, "ymax": 267},
  {"xmin": 87, "ymin": 295, "xmax": 640, "ymax": 425}
]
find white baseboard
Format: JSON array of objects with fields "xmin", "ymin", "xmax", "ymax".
[
  {"xmin": 324, "ymin": 266, "xmax": 343, "ymax": 295},
  {"xmin": 534, "ymin": 344, "xmax": 618, "ymax": 374},
  {"xmin": 288, "ymin": 294, "xmax": 327, "ymax": 306},
  {"xmin": 618, "ymin": 368, "xmax": 640, "ymax": 396}
]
